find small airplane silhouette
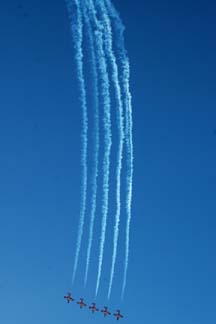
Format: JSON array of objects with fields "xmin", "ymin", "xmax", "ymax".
[
  {"xmin": 114, "ymin": 310, "xmax": 124, "ymax": 321},
  {"xmin": 16, "ymin": 5, "xmax": 29, "ymax": 18},
  {"xmin": 64, "ymin": 292, "xmax": 74, "ymax": 304},
  {"xmin": 89, "ymin": 302, "xmax": 99, "ymax": 313},
  {"xmin": 77, "ymin": 298, "xmax": 87, "ymax": 309},
  {"xmin": 101, "ymin": 306, "xmax": 111, "ymax": 317}
]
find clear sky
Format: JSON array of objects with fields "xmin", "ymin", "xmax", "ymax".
[{"xmin": 0, "ymin": 1, "xmax": 216, "ymax": 324}]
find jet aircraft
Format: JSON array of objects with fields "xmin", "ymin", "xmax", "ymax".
[
  {"xmin": 64, "ymin": 292, "xmax": 74, "ymax": 303},
  {"xmin": 89, "ymin": 302, "xmax": 99, "ymax": 313},
  {"xmin": 114, "ymin": 310, "xmax": 124, "ymax": 321},
  {"xmin": 101, "ymin": 306, "xmax": 111, "ymax": 317},
  {"xmin": 77, "ymin": 298, "xmax": 87, "ymax": 309}
]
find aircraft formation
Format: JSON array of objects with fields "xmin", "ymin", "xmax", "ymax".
[{"xmin": 64, "ymin": 293, "xmax": 124, "ymax": 320}]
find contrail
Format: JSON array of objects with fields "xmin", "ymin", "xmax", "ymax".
[
  {"xmin": 82, "ymin": 4, "xmax": 100, "ymax": 287},
  {"xmin": 65, "ymin": 0, "xmax": 88, "ymax": 284},
  {"xmin": 95, "ymin": 0, "xmax": 125, "ymax": 299},
  {"xmin": 104, "ymin": 0, "xmax": 134, "ymax": 300},
  {"xmin": 86, "ymin": 0, "xmax": 112, "ymax": 297}
]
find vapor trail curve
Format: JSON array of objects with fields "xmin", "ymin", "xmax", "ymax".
[
  {"xmin": 95, "ymin": 0, "xmax": 125, "ymax": 299},
  {"xmin": 65, "ymin": 0, "xmax": 88, "ymax": 284},
  {"xmin": 104, "ymin": 0, "xmax": 134, "ymax": 300},
  {"xmin": 85, "ymin": 0, "xmax": 112, "ymax": 297},
  {"xmin": 81, "ymin": 4, "xmax": 100, "ymax": 287}
]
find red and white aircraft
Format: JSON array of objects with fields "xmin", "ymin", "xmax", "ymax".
[
  {"xmin": 77, "ymin": 298, "xmax": 87, "ymax": 309},
  {"xmin": 64, "ymin": 292, "xmax": 74, "ymax": 304},
  {"xmin": 114, "ymin": 310, "xmax": 124, "ymax": 321},
  {"xmin": 89, "ymin": 302, "xmax": 99, "ymax": 314},
  {"xmin": 101, "ymin": 306, "xmax": 111, "ymax": 317}
]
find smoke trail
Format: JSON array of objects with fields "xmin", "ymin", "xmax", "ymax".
[
  {"xmin": 95, "ymin": 0, "xmax": 125, "ymax": 299},
  {"xmin": 65, "ymin": 0, "xmax": 88, "ymax": 284},
  {"xmin": 85, "ymin": 0, "xmax": 112, "ymax": 297},
  {"xmin": 104, "ymin": 0, "xmax": 134, "ymax": 300},
  {"xmin": 81, "ymin": 5, "xmax": 100, "ymax": 287}
]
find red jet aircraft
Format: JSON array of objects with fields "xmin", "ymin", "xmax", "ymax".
[
  {"xmin": 101, "ymin": 306, "xmax": 111, "ymax": 317},
  {"xmin": 89, "ymin": 302, "xmax": 99, "ymax": 314},
  {"xmin": 77, "ymin": 298, "xmax": 87, "ymax": 309},
  {"xmin": 64, "ymin": 292, "xmax": 74, "ymax": 304},
  {"xmin": 114, "ymin": 310, "xmax": 124, "ymax": 321}
]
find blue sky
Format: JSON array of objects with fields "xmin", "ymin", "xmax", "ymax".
[{"xmin": 0, "ymin": 0, "xmax": 216, "ymax": 324}]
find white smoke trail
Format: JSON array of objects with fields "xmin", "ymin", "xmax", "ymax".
[
  {"xmin": 81, "ymin": 4, "xmax": 100, "ymax": 287},
  {"xmin": 65, "ymin": 0, "xmax": 88, "ymax": 284},
  {"xmin": 95, "ymin": 0, "xmax": 125, "ymax": 299},
  {"xmin": 104, "ymin": 0, "xmax": 134, "ymax": 300},
  {"xmin": 85, "ymin": 0, "xmax": 112, "ymax": 297}
]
